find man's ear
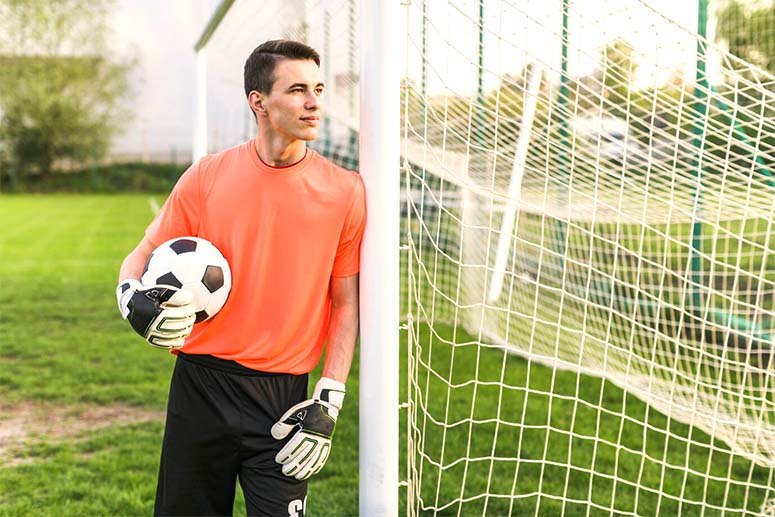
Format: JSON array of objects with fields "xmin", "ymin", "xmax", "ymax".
[{"xmin": 248, "ymin": 91, "xmax": 266, "ymax": 116}]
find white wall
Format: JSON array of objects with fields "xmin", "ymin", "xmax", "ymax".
[{"xmin": 108, "ymin": 0, "xmax": 218, "ymax": 162}]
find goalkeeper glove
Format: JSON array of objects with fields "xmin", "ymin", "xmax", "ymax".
[
  {"xmin": 116, "ymin": 279, "xmax": 196, "ymax": 349},
  {"xmin": 271, "ymin": 377, "xmax": 346, "ymax": 480}
]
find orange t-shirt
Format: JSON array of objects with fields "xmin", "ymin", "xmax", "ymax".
[{"xmin": 145, "ymin": 140, "xmax": 366, "ymax": 374}]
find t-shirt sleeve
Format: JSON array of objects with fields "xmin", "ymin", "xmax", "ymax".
[
  {"xmin": 145, "ymin": 162, "xmax": 201, "ymax": 246},
  {"xmin": 331, "ymin": 174, "xmax": 367, "ymax": 277}
]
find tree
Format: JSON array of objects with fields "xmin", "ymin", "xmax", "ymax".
[
  {"xmin": 716, "ymin": 0, "xmax": 775, "ymax": 75},
  {"xmin": 0, "ymin": 0, "xmax": 135, "ymax": 184},
  {"xmin": 714, "ymin": 1, "xmax": 775, "ymax": 173}
]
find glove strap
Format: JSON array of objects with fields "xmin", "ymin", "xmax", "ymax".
[
  {"xmin": 116, "ymin": 278, "xmax": 143, "ymax": 319},
  {"xmin": 313, "ymin": 377, "xmax": 346, "ymax": 411}
]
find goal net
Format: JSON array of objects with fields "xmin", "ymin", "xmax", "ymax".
[{"xmin": 197, "ymin": 0, "xmax": 775, "ymax": 514}]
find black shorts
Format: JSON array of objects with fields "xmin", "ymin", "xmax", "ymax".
[{"xmin": 154, "ymin": 353, "xmax": 309, "ymax": 517}]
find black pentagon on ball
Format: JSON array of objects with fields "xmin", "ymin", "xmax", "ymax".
[
  {"xmin": 169, "ymin": 238, "xmax": 198, "ymax": 254},
  {"xmin": 156, "ymin": 272, "xmax": 183, "ymax": 289},
  {"xmin": 195, "ymin": 311, "xmax": 209, "ymax": 323},
  {"xmin": 202, "ymin": 265, "xmax": 224, "ymax": 293}
]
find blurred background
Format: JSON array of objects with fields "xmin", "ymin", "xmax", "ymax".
[{"xmin": 0, "ymin": 0, "xmax": 223, "ymax": 194}]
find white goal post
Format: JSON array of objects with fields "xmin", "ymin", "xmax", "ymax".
[{"xmin": 357, "ymin": 0, "xmax": 400, "ymax": 514}]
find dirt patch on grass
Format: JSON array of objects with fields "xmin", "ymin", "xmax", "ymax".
[{"xmin": 0, "ymin": 402, "xmax": 164, "ymax": 467}]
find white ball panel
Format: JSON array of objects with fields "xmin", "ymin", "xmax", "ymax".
[
  {"xmin": 171, "ymin": 253, "xmax": 208, "ymax": 284},
  {"xmin": 180, "ymin": 280, "xmax": 211, "ymax": 312},
  {"xmin": 142, "ymin": 236, "xmax": 232, "ymax": 321},
  {"xmin": 142, "ymin": 247, "xmax": 178, "ymax": 285}
]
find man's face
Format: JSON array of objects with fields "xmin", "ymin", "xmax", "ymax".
[{"xmin": 260, "ymin": 59, "xmax": 323, "ymax": 141}]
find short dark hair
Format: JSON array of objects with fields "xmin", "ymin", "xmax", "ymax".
[{"xmin": 244, "ymin": 39, "xmax": 321, "ymax": 96}]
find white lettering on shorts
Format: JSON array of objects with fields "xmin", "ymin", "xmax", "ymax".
[{"xmin": 288, "ymin": 496, "xmax": 307, "ymax": 517}]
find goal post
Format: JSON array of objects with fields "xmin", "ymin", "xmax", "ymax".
[{"xmin": 357, "ymin": 0, "xmax": 400, "ymax": 514}]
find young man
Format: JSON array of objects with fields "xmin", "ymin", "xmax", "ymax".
[{"xmin": 115, "ymin": 40, "xmax": 365, "ymax": 516}]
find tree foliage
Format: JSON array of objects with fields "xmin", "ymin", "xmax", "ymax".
[
  {"xmin": 0, "ymin": 0, "xmax": 135, "ymax": 183},
  {"xmin": 716, "ymin": 0, "xmax": 775, "ymax": 74}
]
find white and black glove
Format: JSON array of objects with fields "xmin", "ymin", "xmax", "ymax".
[
  {"xmin": 116, "ymin": 279, "xmax": 196, "ymax": 349},
  {"xmin": 271, "ymin": 377, "xmax": 346, "ymax": 480}
]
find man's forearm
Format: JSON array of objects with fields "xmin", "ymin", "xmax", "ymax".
[
  {"xmin": 119, "ymin": 253, "xmax": 148, "ymax": 283},
  {"xmin": 322, "ymin": 302, "xmax": 359, "ymax": 383},
  {"xmin": 118, "ymin": 237, "xmax": 156, "ymax": 283}
]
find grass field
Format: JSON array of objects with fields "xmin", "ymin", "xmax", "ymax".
[
  {"xmin": 0, "ymin": 194, "xmax": 772, "ymax": 515},
  {"xmin": 0, "ymin": 195, "xmax": 358, "ymax": 515}
]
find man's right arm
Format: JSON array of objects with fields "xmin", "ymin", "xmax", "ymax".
[
  {"xmin": 118, "ymin": 159, "xmax": 204, "ymax": 348},
  {"xmin": 118, "ymin": 236, "xmax": 156, "ymax": 283}
]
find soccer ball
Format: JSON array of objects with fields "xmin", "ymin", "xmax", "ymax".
[{"xmin": 141, "ymin": 237, "xmax": 232, "ymax": 323}]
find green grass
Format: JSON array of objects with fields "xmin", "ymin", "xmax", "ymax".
[
  {"xmin": 0, "ymin": 195, "xmax": 772, "ymax": 515},
  {"xmin": 0, "ymin": 423, "xmax": 165, "ymax": 514},
  {"xmin": 0, "ymin": 195, "xmax": 357, "ymax": 516}
]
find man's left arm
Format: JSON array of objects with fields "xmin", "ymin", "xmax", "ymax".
[
  {"xmin": 270, "ymin": 274, "xmax": 360, "ymax": 480},
  {"xmin": 322, "ymin": 274, "xmax": 360, "ymax": 382}
]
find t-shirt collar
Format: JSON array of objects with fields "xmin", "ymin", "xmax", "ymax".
[{"xmin": 250, "ymin": 139, "xmax": 313, "ymax": 176}]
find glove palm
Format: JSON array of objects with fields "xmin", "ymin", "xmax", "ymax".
[{"xmin": 271, "ymin": 378, "xmax": 346, "ymax": 480}]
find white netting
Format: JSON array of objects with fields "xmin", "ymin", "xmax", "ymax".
[
  {"xmin": 199, "ymin": 0, "xmax": 775, "ymax": 514},
  {"xmin": 404, "ymin": 0, "xmax": 775, "ymax": 514}
]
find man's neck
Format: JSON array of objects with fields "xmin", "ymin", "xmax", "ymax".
[{"xmin": 254, "ymin": 133, "xmax": 307, "ymax": 167}]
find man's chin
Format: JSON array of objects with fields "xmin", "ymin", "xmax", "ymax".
[{"xmin": 296, "ymin": 129, "xmax": 319, "ymax": 142}]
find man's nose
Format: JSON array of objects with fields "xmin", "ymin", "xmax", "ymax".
[{"xmin": 305, "ymin": 92, "xmax": 319, "ymax": 110}]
